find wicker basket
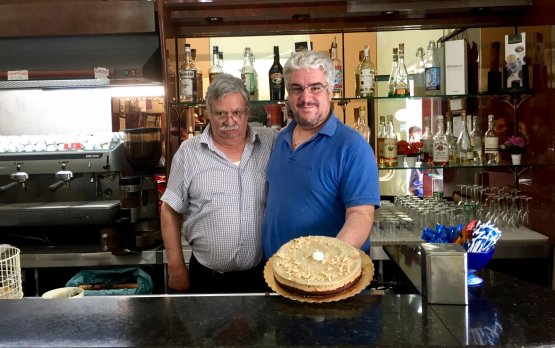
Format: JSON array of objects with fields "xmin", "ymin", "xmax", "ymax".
[{"xmin": 0, "ymin": 244, "xmax": 23, "ymax": 299}]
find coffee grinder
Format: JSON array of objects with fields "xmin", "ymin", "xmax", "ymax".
[{"xmin": 118, "ymin": 127, "xmax": 162, "ymax": 250}]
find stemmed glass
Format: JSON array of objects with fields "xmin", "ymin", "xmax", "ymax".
[{"xmin": 519, "ymin": 196, "xmax": 531, "ymax": 226}]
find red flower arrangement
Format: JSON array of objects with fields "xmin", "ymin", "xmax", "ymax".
[
  {"xmin": 500, "ymin": 135, "xmax": 525, "ymax": 154},
  {"xmin": 397, "ymin": 140, "xmax": 424, "ymax": 157}
]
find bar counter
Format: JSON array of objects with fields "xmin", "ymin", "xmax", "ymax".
[{"xmin": 1, "ymin": 266, "xmax": 555, "ymax": 347}]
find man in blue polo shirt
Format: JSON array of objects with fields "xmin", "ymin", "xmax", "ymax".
[{"xmin": 263, "ymin": 50, "xmax": 381, "ymax": 258}]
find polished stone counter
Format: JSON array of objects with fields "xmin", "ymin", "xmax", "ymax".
[{"xmin": 1, "ymin": 268, "xmax": 555, "ymax": 347}]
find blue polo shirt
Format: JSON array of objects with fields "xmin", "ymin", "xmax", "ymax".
[{"xmin": 263, "ymin": 113, "xmax": 381, "ymax": 258}]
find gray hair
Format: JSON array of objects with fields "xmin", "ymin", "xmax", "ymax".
[
  {"xmin": 283, "ymin": 50, "xmax": 334, "ymax": 92},
  {"xmin": 205, "ymin": 74, "xmax": 251, "ymax": 113}
]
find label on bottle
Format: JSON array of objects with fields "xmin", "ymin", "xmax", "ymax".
[
  {"xmin": 179, "ymin": 69, "xmax": 196, "ymax": 102},
  {"xmin": 383, "ymin": 138, "xmax": 397, "ymax": 166},
  {"xmin": 377, "ymin": 137, "xmax": 385, "ymax": 158},
  {"xmin": 484, "ymin": 137, "xmax": 499, "ymax": 153},
  {"xmin": 241, "ymin": 72, "xmax": 256, "ymax": 97},
  {"xmin": 425, "ymin": 67, "xmax": 441, "ymax": 91},
  {"xmin": 270, "ymin": 72, "xmax": 283, "ymax": 86},
  {"xmin": 433, "ymin": 139, "xmax": 449, "ymax": 163},
  {"xmin": 359, "ymin": 69, "xmax": 375, "ymax": 95},
  {"xmin": 333, "ymin": 65, "xmax": 343, "ymax": 97},
  {"xmin": 270, "ymin": 71, "xmax": 284, "ymax": 100}
]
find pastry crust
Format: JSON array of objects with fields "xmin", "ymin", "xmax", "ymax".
[{"xmin": 272, "ymin": 236, "xmax": 362, "ymax": 296}]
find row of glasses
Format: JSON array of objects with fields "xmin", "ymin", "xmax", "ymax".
[
  {"xmin": 372, "ymin": 200, "xmax": 417, "ymax": 239},
  {"xmin": 463, "ymin": 185, "xmax": 532, "ymax": 229}
]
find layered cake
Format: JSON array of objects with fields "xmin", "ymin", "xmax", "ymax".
[{"xmin": 272, "ymin": 235, "xmax": 362, "ymax": 296}]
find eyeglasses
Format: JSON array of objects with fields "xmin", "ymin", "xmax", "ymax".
[
  {"xmin": 212, "ymin": 109, "xmax": 248, "ymax": 121},
  {"xmin": 288, "ymin": 83, "xmax": 329, "ymax": 95}
]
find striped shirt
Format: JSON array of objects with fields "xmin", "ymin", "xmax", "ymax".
[{"xmin": 161, "ymin": 125, "xmax": 277, "ymax": 272}]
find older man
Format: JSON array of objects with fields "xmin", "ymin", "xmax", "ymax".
[
  {"xmin": 161, "ymin": 74, "xmax": 276, "ymax": 293},
  {"xmin": 263, "ymin": 50, "xmax": 381, "ymax": 258}
]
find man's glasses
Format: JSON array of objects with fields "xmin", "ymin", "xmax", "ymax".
[
  {"xmin": 288, "ymin": 83, "xmax": 329, "ymax": 95},
  {"xmin": 212, "ymin": 109, "xmax": 247, "ymax": 121}
]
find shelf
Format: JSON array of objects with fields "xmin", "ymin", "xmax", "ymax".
[
  {"xmin": 378, "ymin": 162, "xmax": 553, "ymax": 171},
  {"xmin": 170, "ymin": 92, "xmax": 534, "ymax": 108}
]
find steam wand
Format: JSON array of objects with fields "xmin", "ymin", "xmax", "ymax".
[
  {"xmin": 49, "ymin": 162, "xmax": 74, "ymax": 192},
  {"xmin": 0, "ymin": 163, "xmax": 29, "ymax": 193}
]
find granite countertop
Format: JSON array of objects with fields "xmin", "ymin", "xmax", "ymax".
[{"xmin": 1, "ymin": 268, "xmax": 555, "ymax": 347}]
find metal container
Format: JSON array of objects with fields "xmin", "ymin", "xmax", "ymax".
[{"xmin": 421, "ymin": 243, "xmax": 468, "ymax": 305}]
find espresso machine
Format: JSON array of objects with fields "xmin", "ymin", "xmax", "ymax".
[
  {"xmin": 0, "ymin": 133, "xmax": 128, "ymax": 247},
  {"xmin": 117, "ymin": 127, "xmax": 162, "ymax": 250}
]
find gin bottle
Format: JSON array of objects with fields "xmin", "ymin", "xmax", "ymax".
[
  {"xmin": 179, "ymin": 44, "xmax": 196, "ymax": 102},
  {"xmin": 357, "ymin": 45, "xmax": 376, "ymax": 98},
  {"xmin": 484, "ymin": 114, "xmax": 499, "ymax": 164},
  {"xmin": 394, "ymin": 43, "xmax": 410, "ymax": 97},
  {"xmin": 387, "ymin": 48, "xmax": 398, "ymax": 97},
  {"xmin": 330, "ymin": 37, "xmax": 343, "ymax": 99}
]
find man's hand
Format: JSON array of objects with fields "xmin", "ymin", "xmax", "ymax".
[{"xmin": 168, "ymin": 263, "xmax": 190, "ymax": 292}]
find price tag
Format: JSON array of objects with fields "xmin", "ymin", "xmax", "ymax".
[
  {"xmin": 94, "ymin": 67, "xmax": 109, "ymax": 80},
  {"xmin": 7, "ymin": 70, "xmax": 29, "ymax": 81}
]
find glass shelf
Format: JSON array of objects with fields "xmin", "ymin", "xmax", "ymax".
[
  {"xmin": 377, "ymin": 161, "xmax": 552, "ymax": 171},
  {"xmin": 170, "ymin": 90, "xmax": 533, "ymax": 108}
]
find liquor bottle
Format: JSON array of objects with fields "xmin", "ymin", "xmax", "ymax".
[
  {"xmin": 456, "ymin": 111, "xmax": 473, "ymax": 165},
  {"xmin": 484, "ymin": 114, "xmax": 499, "ymax": 164},
  {"xmin": 413, "ymin": 47, "xmax": 426, "ymax": 97},
  {"xmin": 445, "ymin": 111, "xmax": 457, "ymax": 163},
  {"xmin": 353, "ymin": 106, "xmax": 370, "ymax": 143},
  {"xmin": 179, "ymin": 44, "xmax": 196, "ymax": 102},
  {"xmin": 357, "ymin": 45, "xmax": 376, "ymax": 98},
  {"xmin": 387, "ymin": 48, "xmax": 398, "ymax": 97},
  {"xmin": 208, "ymin": 46, "xmax": 222, "ymax": 83},
  {"xmin": 432, "ymin": 115, "xmax": 449, "ymax": 166},
  {"xmin": 394, "ymin": 43, "xmax": 410, "ymax": 97},
  {"xmin": 355, "ymin": 50, "xmax": 363, "ymax": 97},
  {"xmin": 377, "ymin": 115, "xmax": 386, "ymax": 167},
  {"xmin": 384, "ymin": 115, "xmax": 398, "ymax": 167},
  {"xmin": 241, "ymin": 47, "xmax": 258, "ymax": 101},
  {"xmin": 420, "ymin": 116, "xmax": 433, "ymax": 164},
  {"xmin": 330, "ymin": 37, "xmax": 343, "ymax": 99},
  {"xmin": 269, "ymin": 46, "xmax": 285, "ymax": 101},
  {"xmin": 191, "ymin": 48, "xmax": 203, "ymax": 101},
  {"xmin": 218, "ymin": 51, "xmax": 225, "ymax": 73},
  {"xmin": 424, "ymin": 40, "xmax": 441, "ymax": 96},
  {"xmin": 469, "ymin": 115, "xmax": 482, "ymax": 164}
]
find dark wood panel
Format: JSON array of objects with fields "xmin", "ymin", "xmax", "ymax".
[{"xmin": 0, "ymin": 1, "xmax": 155, "ymax": 38}]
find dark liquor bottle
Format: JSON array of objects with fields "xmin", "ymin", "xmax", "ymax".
[{"xmin": 269, "ymin": 46, "xmax": 285, "ymax": 101}]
